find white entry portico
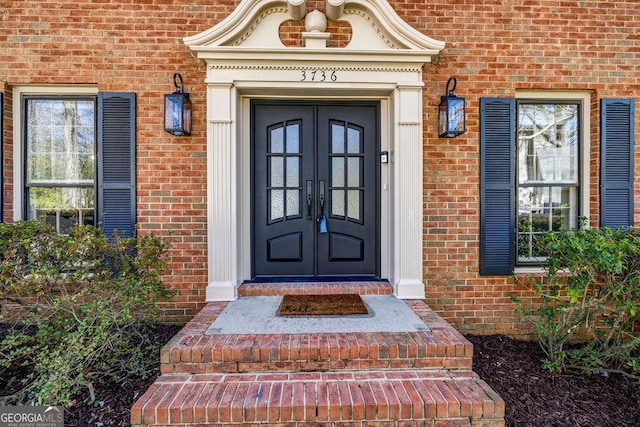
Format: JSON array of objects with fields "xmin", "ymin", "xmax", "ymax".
[{"xmin": 184, "ymin": 0, "xmax": 445, "ymax": 300}]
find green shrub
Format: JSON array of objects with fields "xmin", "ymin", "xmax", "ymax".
[
  {"xmin": 0, "ymin": 221, "xmax": 173, "ymax": 405},
  {"xmin": 514, "ymin": 225, "xmax": 640, "ymax": 379}
]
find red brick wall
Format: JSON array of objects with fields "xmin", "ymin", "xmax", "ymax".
[
  {"xmin": 416, "ymin": 0, "xmax": 640, "ymax": 337},
  {"xmin": 1, "ymin": 0, "xmax": 639, "ymax": 335}
]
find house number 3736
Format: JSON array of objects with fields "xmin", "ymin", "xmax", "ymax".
[{"xmin": 300, "ymin": 70, "xmax": 338, "ymax": 81}]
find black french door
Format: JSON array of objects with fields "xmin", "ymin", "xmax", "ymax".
[{"xmin": 252, "ymin": 101, "xmax": 380, "ymax": 279}]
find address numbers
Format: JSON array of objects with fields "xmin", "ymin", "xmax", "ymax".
[{"xmin": 300, "ymin": 70, "xmax": 338, "ymax": 82}]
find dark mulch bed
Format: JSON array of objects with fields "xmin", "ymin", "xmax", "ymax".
[
  {"xmin": 63, "ymin": 323, "xmax": 183, "ymax": 427},
  {"xmin": 0, "ymin": 322, "xmax": 182, "ymax": 427},
  {"xmin": 2, "ymin": 326, "xmax": 639, "ymax": 426},
  {"xmin": 467, "ymin": 334, "xmax": 640, "ymax": 427}
]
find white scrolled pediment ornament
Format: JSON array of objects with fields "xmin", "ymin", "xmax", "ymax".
[{"xmin": 184, "ymin": 0, "xmax": 444, "ymax": 55}]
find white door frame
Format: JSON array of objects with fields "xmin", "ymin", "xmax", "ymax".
[{"xmin": 184, "ymin": 0, "xmax": 445, "ymax": 300}]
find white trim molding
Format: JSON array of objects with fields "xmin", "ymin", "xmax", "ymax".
[{"xmin": 184, "ymin": 0, "xmax": 445, "ymax": 301}]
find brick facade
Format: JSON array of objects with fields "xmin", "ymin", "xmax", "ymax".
[{"xmin": 1, "ymin": 0, "xmax": 639, "ymax": 337}]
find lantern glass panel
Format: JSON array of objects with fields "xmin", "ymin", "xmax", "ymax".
[
  {"xmin": 182, "ymin": 97, "xmax": 192, "ymax": 135},
  {"xmin": 447, "ymin": 97, "xmax": 465, "ymax": 135},
  {"xmin": 438, "ymin": 102, "xmax": 447, "ymax": 137},
  {"xmin": 164, "ymin": 93, "xmax": 192, "ymax": 136}
]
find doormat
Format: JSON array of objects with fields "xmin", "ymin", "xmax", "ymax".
[{"xmin": 278, "ymin": 294, "xmax": 369, "ymax": 316}]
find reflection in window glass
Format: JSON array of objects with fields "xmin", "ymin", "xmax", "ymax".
[
  {"xmin": 25, "ymin": 98, "xmax": 96, "ymax": 233},
  {"xmin": 517, "ymin": 102, "xmax": 580, "ymax": 263},
  {"xmin": 28, "ymin": 187, "xmax": 95, "ymax": 234}
]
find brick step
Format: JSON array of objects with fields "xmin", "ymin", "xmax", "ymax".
[
  {"xmin": 160, "ymin": 301, "xmax": 473, "ymax": 375},
  {"xmin": 238, "ymin": 281, "xmax": 394, "ymax": 297},
  {"xmin": 131, "ymin": 370, "xmax": 505, "ymax": 427}
]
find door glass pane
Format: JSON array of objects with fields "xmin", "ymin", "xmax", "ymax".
[
  {"xmin": 332, "ymin": 189, "xmax": 345, "ymax": 217},
  {"xmin": 270, "ymin": 126, "xmax": 284, "ymax": 153},
  {"xmin": 331, "ymin": 123, "xmax": 344, "ymax": 153},
  {"xmin": 286, "ymin": 189, "xmax": 299, "ymax": 216},
  {"xmin": 347, "ymin": 126, "xmax": 361, "ymax": 153},
  {"xmin": 286, "ymin": 157, "xmax": 299, "ymax": 187},
  {"xmin": 286, "ymin": 123, "xmax": 300, "ymax": 153},
  {"xmin": 270, "ymin": 189, "xmax": 284, "ymax": 221},
  {"xmin": 348, "ymin": 189, "xmax": 361, "ymax": 221},
  {"xmin": 347, "ymin": 157, "xmax": 361, "ymax": 187},
  {"xmin": 270, "ymin": 156, "xmax": 283, "ymax": 187},
  {"xmin": 332, "ymin": 157, "xmax": 345, "ymax": 187}
]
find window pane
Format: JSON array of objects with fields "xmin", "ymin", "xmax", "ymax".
[
  {"xmin": 27, "ymin": 154, "xmax": 52, "ymax": 181},
  {"xmin": 331, "ymin": 123, "xmax": 344, "ymax": 153},
  {"xmin": 347, "ymin": 157, "xmax": 361, "ymax": 187},
  {"xmin": 332, "ymin": 189, "xmax": 345, "ymax": 217},
  {"xmin": 270, "ymin": 189, "xmax": 284, "ymax": 221},
  {"xmin": 286, "ymin": 123, "xmax": 300, "ymax": 153},
  {"xmin": 347, "ymin": 126, "xmax": 361, "ymax": 153},
  {"xmin": 518, "ymin": 103, "xmax": 579, "ymax": 184},
  {"xmin": 270, "ymin": 126, "xmax": 284, "ymax": 153},
  {"xmin": 270, "ymin": 156, "xmax": 284, "ymax": 187},
  {"xmin": 286, "ymin": 189, "xmax": 299, "ymax": 217},
  {"xmin": 27, "ymin": 187, "xmax": 95, "ymax": 233},
  {"xmin": 26, "ymin": 99, "xmax": 95, "ymax": 185},
  {"xmin": 332, "ymin": 157, "xmax": 345, "ymax": 187},
  {"xmin": 286, "ymin": 157, "xmax": 300, "ymax": 187},
  {"xmin": 518, "ymin": 185, "xmax": 578, "ymax": 261},
  {"xmin": 517, "ymin": 102, "xmax": 580, "ymax": 263},
  {"xmin": 347, "ymin": 189, "xmax": 361, "ymax": 221}
]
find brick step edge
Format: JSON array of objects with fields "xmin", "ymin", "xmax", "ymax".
[
  {"xmin": 161, "ymin": 330, "xmax": 472, "ymax": 374},
  {"xmin": 131, "ymin": 370, "xmax": 505, "ymax": 426}
]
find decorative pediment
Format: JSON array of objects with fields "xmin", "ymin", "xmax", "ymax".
[{"xmin": 184, "ymin": 0, "xmax": 444, "ymax": 55}]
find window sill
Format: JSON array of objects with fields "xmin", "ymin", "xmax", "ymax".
[{"xmin": 514, "ymin": 266, "xmax": 546, "ymax": 275}]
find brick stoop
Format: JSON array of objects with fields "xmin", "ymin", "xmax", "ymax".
[{"xmin": 132, "ymin": 283, "xmax": 505, "ymax": 427}]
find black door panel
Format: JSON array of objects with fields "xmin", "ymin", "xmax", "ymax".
[{"xmin": 252, "ymin": 101, "xmax": 379, "ymax": 279}]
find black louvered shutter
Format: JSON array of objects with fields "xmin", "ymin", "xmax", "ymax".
[
  {"xmin": 480, "ymin": 98, "xmax": 516, "ymax": 275},
  {"xmin": 97, "ymin": 93, "xmax": 136, "ymax": 237},
  {"xmin": 600, "ymin": 99, "xmax": 635, "ymax": 228}
]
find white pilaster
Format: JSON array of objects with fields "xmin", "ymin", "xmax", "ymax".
[
  {"xmin": 206, "ymin": 83, "xmax": 238, "ymax": 301},
  {"xmin": 393, "ymin": 84, "xmax": 425, "ymax": 299}
]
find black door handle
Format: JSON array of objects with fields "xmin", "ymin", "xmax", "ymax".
[
  {"xmin": 318, "ymin": 180, "xmax": 325, "ymax": 217},
  {"xmin": 306, "ymin": 180, "xmax": 313, "ymax": 220}
]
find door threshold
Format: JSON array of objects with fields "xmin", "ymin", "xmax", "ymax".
[{"xmin": 244, "ymin": 276, "xmax": 386, "ymax": 284}]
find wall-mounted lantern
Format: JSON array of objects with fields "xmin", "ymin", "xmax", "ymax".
[
  {"xmin": 164, "ymin": 73, "xmax": 192, "ymax": 136},
  {"xmin": 438, "ymin": 76, "xmax": 466, "ymax": 138}
]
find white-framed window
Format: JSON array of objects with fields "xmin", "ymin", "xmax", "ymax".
[
  {"xmin": 516, "ymin": 100, "xmax": 582, "ymax": 264},
  {"xmin": 13, "ymin": 86, "xmax": 137, "ymax": 237},
  {"xmin": 480, "ymin": 91, "xmax": 595, "ymax": 275},
  {"xmin": 24, "ymin": 96, "xmax": 97, "ymax": 233}
]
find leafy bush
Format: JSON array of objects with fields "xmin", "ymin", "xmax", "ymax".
[
  {"xmin": 514, "ymin": 225, "xmax": 640, "ymax": 379},
  {"xmin": 0, "ymin": 221, "xmax": 173, "ymax": 405}
]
